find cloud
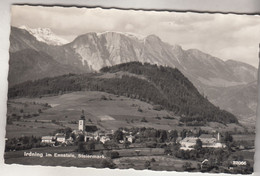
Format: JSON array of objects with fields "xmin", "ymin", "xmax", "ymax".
[{"xmin": 11, "ymin": 5, "xmax": 260, "ymax": 67}]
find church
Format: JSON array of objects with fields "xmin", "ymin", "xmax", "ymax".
[
  {"xmin": 73, "ymin": 110, "xmax": 111, "ymax": 143},
  {"xmin": 78, "ymin": 110, "xmax": 86, "ymax": 132}
]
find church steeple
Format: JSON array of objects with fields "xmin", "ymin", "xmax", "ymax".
[{"xmin": 79, "ymin": 110, "xmax": 85, "ymax": 131}]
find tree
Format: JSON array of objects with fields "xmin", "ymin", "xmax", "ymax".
[
  {"xmin": 138, "ymin": 106, "xmax": 143, "ymax": 112},
  {"xmin": 77, "ymin": 142, "xmax": 85, "ymax": 153},
  {"xmin": 38, "ymin": 109, "xmax": 42, "ymax": 113},
  {"xmin": 86, "ymin": 140, "xmax": 95, "ymax": 151},
  {"xmin": 104, "ymin": 140, "xmax": 119, "ymax": 150},
  {"xmin": 196, "ymin": 128, "xmax": 202, "ymax": 137},
  {"xmin": 78, "ymin": 134, "xmax": 85, "ymax": 142},
  {"xmin": 113, "ymin": 130, "xmax": 123, "ymax": 142},
  {"xmin": 22, "ymin": 136, "xmax": 30, "ymax": 145},
  {"xmin": 181, "ymin": 129, "xmax": 187, "ymax": 139},
  {"xmin": 123, "ymin": 141, "xmax": 131, "ymax": 149},
  {"xmin": 135, "ymin": 150, "xmax": 141, "ymax": 156},
  {"xmin": 70, "ymin": 133, "xmax": 76, "ymax": 141},
  {"xmin": 105, "ymin": 151, "xmax": 119, "ymax": 159},
  {"xmin": 182, "ymin": 162, "xmax": 192, "ymax": 171},
  {"xmin": 101, "ymin": 95, "xmax": 107, "ymax": 100},
  {"xmin": 153, "ymin": 105, "xmax": 162, "ymax": 111},
  {"xmin": 223, "ymin": 132, "xmax": 233, "ymax": 143},
  {"xmin": 64, "ymin": 127, "xmax": 72, "ymax": 138},
  {"xmin": 164, "ymin": 146, "xmax": 173, "ymax": 155},
  {"xmin": 159, "ymin": 130, "xmax": 168, "ymax": 142},
  {"xmin": 169, "ymin": 130, "xmax": 178, "ymax": 142},
  {"xmin": 144, "ymin": 160, "xmax": 151, "ymax": 169},
  {"xmin": 101, "ymin": 159, "xmax": 116, "ymax": 169},
  {"xmin": 195, "ymin": 139, "xmax": 202, "ymax": 150},
  {"xmin": 141, "ymin": 117, "xmax": 148, "ymax": 122}
]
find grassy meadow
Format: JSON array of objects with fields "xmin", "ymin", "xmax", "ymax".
[{"xmin": 6, "ymin": 91, "xmax": 247, "ymax": 139}]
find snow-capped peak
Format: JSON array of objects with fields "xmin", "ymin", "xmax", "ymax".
[
  {"xmin": 18, "ymin": 25, "xmax": 68, "ymax": 46},
  {"xmin": 97, "ymin": 31, "xmax": 145, "ymax": 40},
  {"xmin": 19, "ymin": 25, "xmax": 29, "ymax": 31}
]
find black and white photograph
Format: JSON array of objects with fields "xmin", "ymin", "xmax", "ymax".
[{"xmin": 4, "ymin": 4, "xmax": 260, "ymax": 174}]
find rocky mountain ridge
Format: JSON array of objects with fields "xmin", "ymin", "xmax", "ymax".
[
  {"xmin": 19, "ymin": 26, "xmax": 68, "ymax": 46},
  {"xmin": 9, "ymin": 26, "xmax": 258, "ymax": 125}
]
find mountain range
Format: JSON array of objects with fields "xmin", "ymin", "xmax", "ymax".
[
  {"xmin": 8, "ymin": 26, "xmax": 258, "ymax": 125},
  {"xmin": 18, "ymin": 26, "xmax": 68, "ymax": 45}
]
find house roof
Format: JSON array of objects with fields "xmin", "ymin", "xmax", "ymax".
[
  {"xmin": 56, "ymin": 135, "xmax": 65, "ymax": 138},
  {"xmin": 126, "ymin": 135, "xmax": 134, "ymax": 138},
  {"xmin": 180, "ymin": 137, "xmax": 198, "ymax": 143},
  {"xmin": 55, "ymin": 133, "xmax": 65, "ymax": 136},
  {"xmin": 42, "ymin": 136, "xmax": 54, "ymax": 140},
  {"xmin": 199, "ymin": 134, "xmax": 213, "ymax": 139}
]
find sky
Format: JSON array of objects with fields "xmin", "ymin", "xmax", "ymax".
[{"xmin": 11, "ymin": 5, "xmax": 260, "ymax": 67}]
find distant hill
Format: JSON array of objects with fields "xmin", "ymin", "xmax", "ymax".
[
  {"xmin": 211, "ymin": 81, "xmax": 257, "ymax": 126},
  {"xmin": 8, "ymin": 49, "xmax": 83, "ymax": 86},
  {"xmin": 8, "ymin": 62, "xmax": 238, "ymax": 125}
]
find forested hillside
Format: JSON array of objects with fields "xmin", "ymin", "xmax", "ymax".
[{"xmin": 8, "ymin": 62, "xmax": 238, "ymax": 124}]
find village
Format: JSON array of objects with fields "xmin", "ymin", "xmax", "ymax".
[
  {"xmin": 41, "ymin": 110, "xmax": 226, "ymax": 151},
  {"xmin": 5, "ymin": 107, "xmax": 254, "ymax": 173},
  {"xmin": 41, "ymin": 111, "xmax": 135, "ymax": 146}
]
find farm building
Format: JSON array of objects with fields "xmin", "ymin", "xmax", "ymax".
[
  {"xmin": 179, "ymin": 137, "xmax": 198, "ymax": 150},
  {"xmin": 41, "ymin": 136, "xmax": 55, "ymax": 144},
  {"xmin": 125, "ymin": 135, "xmax": 135, "ymax": 143},
  {"xmin": 180, "ymin": 133, "xmax": 225, "ymax": 150},
  {"xmin": 100, "ymin": 136, "xmax": 111, "ymax": 144},
  {"xmin": 56, "ymin": 135, "xmax": 66, "ymax": 143}
]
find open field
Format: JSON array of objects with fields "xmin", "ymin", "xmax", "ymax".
[
  {"xmin": 230, "ymin": 150, "xmax": 255, "ymax": 165},
  {"xmin": 112, "ymin": 147, "xmax": 165, "ymax": 157},
  {"xmin": 4, "ymin": 146, "xmax": 199, "ymax": 171},
  {"xmin": 6, "ymin": 91, "xmax": 248, "ymax": 139},
  {"xmin": 113, "ymin": 155, "xmax": 199, "ymax": 171},
  {"xmin": 6, "ymin": 121, "xmax": 61, "ymax": 138},
  {"xmin": 232, "ymin": 134, "xmax": 255, "ymax": 141},
  {"xmin": 7, "ymin": 91, "xmax": 178, "ymax": 138},
  {"xmin": 5, "ymin": 157, "xmax": 105, "ymax": 168},
  {"xmin": 11, "ymin": 91, "xmax": 175, "ymax": 121}
]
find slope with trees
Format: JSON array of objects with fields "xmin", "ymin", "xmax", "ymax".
[{"xmin": 8, "ymin": 62, "xmax": 238, "ymax": 124}]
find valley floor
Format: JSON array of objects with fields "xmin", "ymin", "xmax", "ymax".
[{"xmin": 5, "ymin": 91, "xmax": 255, "ymax": 174}]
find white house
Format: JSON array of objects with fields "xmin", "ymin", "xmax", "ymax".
[
  {"xmin": 56, "ymin": 135, "xmax": 66, "ymax": 143},
  {"xmin": 84, "ymin": 134, "xmax": 94, "ymax": 142},
  {"xmin": 66, "ymin": 137, "xmax": 74, "ymax": 144},
  {"xmin": 125, "ymin": 135, "xmax": 135, "ymax": 143},
  {"xmin": 179, "ymin": 133, "xmax": 225, "ymax": 150},
  {"xmin": 41, "ymin": 136, "xmax": 55, "ymax": 144},
  {"xmin": 179, "ymin": 137, "xmax": 198, "ymax": 150},
  {"xmin": 199, "ymin": 134, "xmax": 225, "ymax": 148},
  {"xmin": 100, "ymin": 136, "xmax": 110, "ymax": 144}
]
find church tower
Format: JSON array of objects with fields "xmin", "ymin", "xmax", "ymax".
[
  {"xmin": 217, "ymin": 132, "xmax": 220, "ymax": 142},
  {"xmin": 78, "ymin": 110, "xmax": 85, "ymax": 132}
]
